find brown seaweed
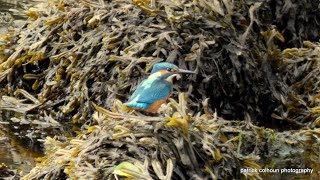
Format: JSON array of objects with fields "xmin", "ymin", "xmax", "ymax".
[{"xmin": 0, "ymin": 0, "xmax": 319, "ymax": 179}]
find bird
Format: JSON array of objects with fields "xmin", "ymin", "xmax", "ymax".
[{"xmin": 125, "ymin": 62, "xmax": 195, "ymax": 113}]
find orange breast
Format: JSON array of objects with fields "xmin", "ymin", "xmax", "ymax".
[
  {"xmin": 145, "ymin": 98, "xmax": 168, "ymax": 113},
  {"xmin": 127, "ymin": 94, "xmax": 171, "ymax": 113}
]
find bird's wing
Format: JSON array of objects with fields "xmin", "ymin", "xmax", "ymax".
[
  {"xmin": 127, "ymin": 79, "xmax": 172, "ymax": 106},
  {"xmin": 137, "ymin": 80, "xmax": 172, "ymax": 104}
]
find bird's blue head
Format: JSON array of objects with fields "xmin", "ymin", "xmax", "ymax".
[
  {"xmin": 150, "ymin": 62, "xmax": 195, "ymax": 79},
  {"xmin": 149, "ymin": 62, "xmax": 196, "ymax": 80},
  {"xmin": 150, "ymin": 62, "xmax": 179, "ymax": 74}
]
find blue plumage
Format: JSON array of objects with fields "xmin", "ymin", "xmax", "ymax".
[
  {"xmin": 125, "ymin": 62, "xmax": 195, "ymax": 113},
  {"xmin": 125, "ymin": 78, "xmax": 172, "ymax": 109},
  {"xmin": 150, "ymin": 62, "xmax": 178, "ymax": 74}
]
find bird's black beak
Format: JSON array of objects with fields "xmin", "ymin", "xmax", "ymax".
[{"xmin": 177, "ymin": 69, "xmax": 196, "ymax": 74}]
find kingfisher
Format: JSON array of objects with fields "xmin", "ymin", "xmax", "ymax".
[{"xmin": 125, "ymin": 62, "xmax": 195, "ymax": 113}]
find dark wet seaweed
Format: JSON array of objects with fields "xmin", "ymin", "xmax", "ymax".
[{"xmin": 0, "ymin": 0, "xmax": 320, "ymax": 179}]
